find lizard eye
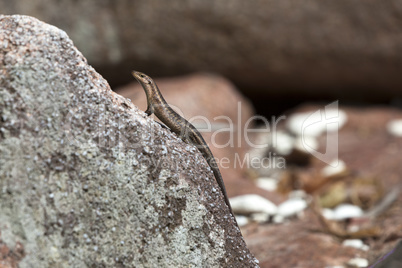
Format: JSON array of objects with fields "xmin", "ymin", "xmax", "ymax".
[{"xmin": 140, "ymin": 74, "xmax": 145, "ymax": 78}]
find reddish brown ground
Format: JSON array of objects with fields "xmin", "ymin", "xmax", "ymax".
[{"xmin": 240, "ymin": 105, "xmax": 402, "ymax": 267}]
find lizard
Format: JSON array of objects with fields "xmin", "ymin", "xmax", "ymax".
[{"xmin": 132, "ymin": 70, "xmax": 236, "ymax": 224}]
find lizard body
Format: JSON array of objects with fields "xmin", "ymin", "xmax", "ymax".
[{"xmin": 132, "ymin": 71, "xmax": 235, "ymax": 222}]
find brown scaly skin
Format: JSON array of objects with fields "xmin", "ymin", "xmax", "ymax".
[{"xmin": 132, "ymin": 70, "xmax": 236, "ymax": 223}]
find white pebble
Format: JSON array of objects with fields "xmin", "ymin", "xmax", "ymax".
[
  {"xmin": 277, "ymin": 198, "xmax": 307, "ymax": 218},
  {"xmin": 347, "ymin": 257, "xmax": 369, "ymax": 267},
  {"xmin": 250, "ymin": 212, "xmax": 270, "ymax": 223},
  {"xmin": 234, "ymin": 215, "xmax": 249, "ymax": 227},
  {"xmin": 294, "ymin": 135, "xmax": 319, "ymax": 152},
  {"xmin": 288, "ymin": 190, "xmax": 308, "ymax": 199},
  {"xmin": 273, "ymin": 131, "xmax": 295, "ymax": 155},
  {"xmin": 321, "ymin": 160, "xmax": 347, "ymax": 177},
  {"xmin": 387, "ymin": 119, "xmax": 402, "ymax": 137},
  {"xmin": 342, "ymin": 239, "xmax": 369, "ymax": 251},
  {"xmin": 273, "ymin": 214, "xmax": 284, "ymax": 224},
  {"xmin": 287, "ymin": 112, "xmax": 323, "ymax": 137},
  {"xmin": 332, "ymin": 204, "xmax": 363, "ymax": 220},
  {"xmin": 287, "ymin": 109, "xmax": 347, "ymax": 137},
  {"xmin": 230, "ymin": 194, "xmax": 277, "ymax": 215},
  {"xmin": 256, "ymin": 177, "xmax": 278, "ymax": 191},
  {"xmin": 322, "ymin": 208, "xmax": 336, "ymax": 220}
]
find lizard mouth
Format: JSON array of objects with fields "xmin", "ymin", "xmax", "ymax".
[
  {"xmin": 131, "ymin": 70, "xmax": 141, "ymax": 80},
  {"xmin": 132, "ymin": 71, "xmax": 152, "ymax": 85}
]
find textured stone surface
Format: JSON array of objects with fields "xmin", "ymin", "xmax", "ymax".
[
  {"xmin": 1, "ymin": 1, "xmax": 402, "ymax": 98},
  {"xmin": 0, "ymin": 15, "xmax": 258, "ymax": 267}
]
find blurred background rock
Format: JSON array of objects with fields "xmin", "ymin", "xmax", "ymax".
[{"xmin": 2, "ymin": 0, "xmax": 402, "ymax": 115}]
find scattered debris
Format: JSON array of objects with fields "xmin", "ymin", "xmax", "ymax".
[
  {"xmin": 286, "ymin": 109, "xmax": 347, "ymax": 137},
  {"xmin": 256, "ymin": 177, "xmax": 278, "ymax": 191},
  {"xmin": 386, "ymin": 119, "xmax": 402, "ymax": 137},
  {"xmin": 364, "ymin": 188, "xmax": 400, "ymax": 218},
  {"xmin": 235, "ymin": 215, "xmax": 250, "ymax": 227},
  {"xmin": 273, "ymin": 131, "xmax": 295, "ymax": 155},
  {"xmin": 277, "ymin": 198, "xmax": 308, "ymax": 218},
  {"xmin": 321, "ymin": 160, "xmax": 348, "ymax": 178},
  {"xmin": 342, "ymin": 239, "xmax": 369, "ymax": 251},
  {"xmin": 230, "ymin": 194, "xmax": 278, "ymax": 216},
  {"xmin": 312, "ymin": 198, "xmax": 381, "ymax": 239},
  {"xmin": 347, "ymin": 257, "xmax": 369, "ymax": 267},
  {"xmin": 325, "ymin": 204, "xmax": 364, "ymax": 221}
]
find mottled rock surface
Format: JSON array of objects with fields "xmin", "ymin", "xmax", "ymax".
[
  {"xmin": 0, "ymin": 15, "xmax": 258, "ymax": 267},
  {"xmin": 1, "ymin": 1, "xmax": 402, "ymax": 99}
]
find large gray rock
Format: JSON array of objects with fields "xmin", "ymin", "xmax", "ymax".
[
  {"xmin": 0, "ymin": 15, "xmax": 259, "ymax": 267},
  {"xmin": 1, "ymin": 1, "xmax": 402, "ymax": 99}
]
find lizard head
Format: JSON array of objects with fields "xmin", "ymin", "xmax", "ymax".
[{"xmin": 132, "ymin": 71, "xmax": 153, "ymax": 85}]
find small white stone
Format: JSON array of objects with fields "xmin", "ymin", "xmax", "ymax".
[
  {"xmin": 387, "ymin": 119, "xmax": 402, "ymax": 137},
  {"xmin": 230, "ymin": 194, "xmax": 277, "ymax": 215},
  {"xmin": 332, "ymin": 204, "xmax": 363, "ymax": 220},
  {"xmin": 287, "ymin": 112, "xmax": 324, "ymax": 137},
  {"xmin": 322, "ymin": 208, "xmax": 336, "ymax": 220},
  {"xmin": 250, "ymin": 212, "xmax": 270, "ymax": 223},
  {"xmin": 273, "ymin": 131, "xmax": 295, "ymax": 155},
  {"xmin": 347, "ymin": 257, "xmax": 369, "ymax": 267},
  {"xmin": 342, "ymin": 239, "xmax": 369, "ymax": 251},
  {"xmin": 321, "ymin": 160, "xmax": 347, "ymax": 177},
  {"xmin": 343, "ymin": 239, "xmax": 363, "ymax": 248},
  {"xmin": 326, "ymin": 109, "xmax": 348, "ymax": 132},
  {"xmin": 273, "ymin": 214, "xmax": 284, "ymax": 224},
  {"xmin": 277, "ymin": 198, "xmax": 307, "ymax": 218},
  {"xmin": 294, "ymin": 135, "xmax": 319, "ymax": 152},
  {"xmin": 288, "ymin": 190, "xmax": 308, "ymax": 199},
  {"xmin": 287, "ymin": 109, "xmax": 347, "ymax": 137},
  {"xmin": 256, "ymin": 177, "xmax": 278, "ymax": 191},
  {"xmin": 235, "ymin": 215, "xmax": 249, "ymax": 227}
]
